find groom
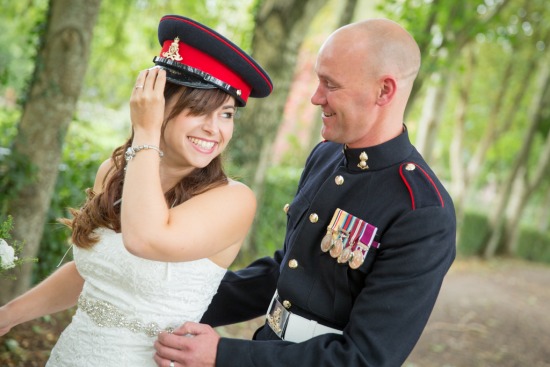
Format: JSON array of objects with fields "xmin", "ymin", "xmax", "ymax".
[{"xmin": 154, "ymin": 18, "xmax": 456, "ymax": 367}]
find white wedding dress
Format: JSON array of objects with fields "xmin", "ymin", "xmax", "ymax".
[{"xmin": 46, "ymin": 227, "xmax": 226, "ymax": 366}]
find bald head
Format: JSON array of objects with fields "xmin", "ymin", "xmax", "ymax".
[
  {"xmin": 312, "ymin": 18, "xmax": 421, "ymax": 146},
  {"xmin": 321, "ymin": 18, "xmax": 421, "ymax": 92}
]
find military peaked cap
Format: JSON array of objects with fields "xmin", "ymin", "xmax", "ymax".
[{"xmin": 154, "ymin": 15, "xmax": 273, "ymax": 106}]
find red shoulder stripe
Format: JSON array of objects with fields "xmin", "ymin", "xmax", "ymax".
[{"xmin": 399, "ymin": 162, "xmax": 445, "ymax": 210}]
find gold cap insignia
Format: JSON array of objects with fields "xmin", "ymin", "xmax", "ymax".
[{"xmin": 162, "ymin": 37, "xmax": 183, "ymax": 61}]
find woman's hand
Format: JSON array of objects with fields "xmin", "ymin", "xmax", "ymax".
[{"xmin": 130, "ymin": 67, "xmax": 167, "ymax": 140}]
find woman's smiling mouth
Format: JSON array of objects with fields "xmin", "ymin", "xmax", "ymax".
[{"xmin": 188, "ymin": 137, "xmax": 216, "ymax": 151}]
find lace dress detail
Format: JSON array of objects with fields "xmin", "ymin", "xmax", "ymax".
[{"xmin": 46, "ymin": 228, "xmax": 226, "ymax": 367}]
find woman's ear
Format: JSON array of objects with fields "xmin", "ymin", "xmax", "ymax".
[{"xmin": 376, "ymin": 76, "xmax": 397, "ymax": 106}]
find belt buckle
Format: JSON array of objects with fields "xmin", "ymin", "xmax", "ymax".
[{"xmin": 267, "ymin": 297, "xmax": 290, "ymax": 339}]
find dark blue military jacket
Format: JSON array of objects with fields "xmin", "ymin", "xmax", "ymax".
[{"xmin": 202, "ymin": 130, "xmax": 456, "ymax": 366}]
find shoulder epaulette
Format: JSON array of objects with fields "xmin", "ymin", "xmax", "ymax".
[{"xmin": 399, "ymin": 162, "xmax": 444, "ymax": 210}]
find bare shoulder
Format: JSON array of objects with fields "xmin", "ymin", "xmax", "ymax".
[
  {"xmin": 209, "ymin": 179, "xmax": 256, "ymax": 208},
  {"xmin": 93, "ymin": 158, "xmax": 114, "ymax": 194},
  {"xmin": 226, "ymin": 179, "xmax": 255, "ymax": 194},
  {"xmin": 186, "ymin": 179, "xmax": 257, "ymax": 218}
]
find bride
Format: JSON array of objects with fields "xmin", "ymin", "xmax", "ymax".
[{"xmin": 0, "ymin": 14, "xmax": 272, "ymax": 366}]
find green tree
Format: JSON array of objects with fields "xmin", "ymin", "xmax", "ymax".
[
  {"xmin": 0, "ymin": 0, "xmax": 102, "ymax": 304},
  {"xmin": 228, "ymin": 0, "xmax": 333, "ymax": 255},
  {"xmin": 378, "ymin": 0, "xmax": 550, "ymax": 258}
]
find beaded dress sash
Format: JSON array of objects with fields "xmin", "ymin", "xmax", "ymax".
[{"xmin": 78, "ymin": 294, "xmax": 175, "ymax": 337}]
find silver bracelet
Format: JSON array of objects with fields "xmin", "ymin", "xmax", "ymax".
[{"xmin": 124, "ymin": 145, "xmax": 164, "ymax": 163}]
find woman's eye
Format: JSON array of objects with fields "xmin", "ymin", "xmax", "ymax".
[{"xmin": 221, "ymin": 112, "xmax": 234, "ymax": 119}]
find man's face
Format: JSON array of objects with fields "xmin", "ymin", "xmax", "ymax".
[{"xmin": 310, "ymin": 38, "xmax": 381, "ymax": 148}]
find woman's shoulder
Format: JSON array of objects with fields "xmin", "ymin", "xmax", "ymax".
[
  {"xmin": 93, "ymin": 158, "xmax": 115, "ymax": 194},
  {"xmin": 192, "ymin": 179, "xmax": 256, "ymax": 213},
  {"xmin": 214, "ymin": 179, "xmax": 255, "ymax": 202},
  {"xmin": 226, "ymin": 178, "xmax": 251, "ymax": 190}
]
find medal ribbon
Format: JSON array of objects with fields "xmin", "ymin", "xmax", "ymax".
[
  {"xmin": 346, "ymin": 217, "xmax": 364, "ymax": 249},
  {"xmin": 358, "ymin": 223, "xmax": 377, "ymax": 249},
  {"xmin": 336, "ymin": 212, "xmax": 352, "ymax": 239},
  {"xmin": 329, "ymin": 209, "xmax": 344, "ymax": 233}
]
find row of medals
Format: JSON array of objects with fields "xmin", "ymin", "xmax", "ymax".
[{"xmin": 320, "ymin": 227, "xmax": 365, "ymax": 269}]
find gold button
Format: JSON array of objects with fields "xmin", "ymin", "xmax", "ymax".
[
  {"xmin": 335, "ymin": 175, "xmax": 344, "ymax": 185},
  {"xmin": 309, "ymin": 213, "xmax": 319, "ymax": 223},
  {"xmin": 405, "ymin": 163, "xmax": 416, "ymax": 171},
  {"xmin": 283, "ymin": 203, "xmax": 290, "ymax": 213},
  {"xmin": 288, "ymin": 259, "xmax": 298, "ymax": 268},
  {"xmin": 283, "ymin": 300, "xmax": 292, "ymax": 309}
]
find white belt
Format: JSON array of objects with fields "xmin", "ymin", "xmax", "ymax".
[{"xmin": 266, "ymin": 291, "xmax": 343, "ymax": 343}]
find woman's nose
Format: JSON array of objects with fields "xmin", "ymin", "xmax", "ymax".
[{"xmin": 201, "ymin": 115, "xmax": 217, "ymax": 133}]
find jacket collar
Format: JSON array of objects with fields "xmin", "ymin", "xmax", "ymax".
[{"xmin": 343, "ymin": 128, "xmax": 414, "ymax": 172}]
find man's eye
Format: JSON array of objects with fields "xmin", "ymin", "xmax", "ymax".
[{"xmin": 325, "ymin": 80, "xmax": 337, "ymax": 89}]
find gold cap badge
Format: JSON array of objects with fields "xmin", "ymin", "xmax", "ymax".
[{"xmin": 162, "ymin": 37, "xmax": 183, "ymax": 61}]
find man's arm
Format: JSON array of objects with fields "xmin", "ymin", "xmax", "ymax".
[{"xmin": 201, "ymin": 250, "xmax": 283, "ymax": 327}]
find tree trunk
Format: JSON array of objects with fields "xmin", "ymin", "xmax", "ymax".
[
  {"xmin": 415, "ymin": 71, "xmax": 452, "ymax": 163},
  {"xmin": 484, "ymin": 55, "xmax": 550, "ymax": 259},
  {"xmin": 450, "ymin": 47, "xmax": 476, "ymax": 246},
  {"xmin": 0, "ymin": 0, "xmax": 101, "ymax": 304},
  {"xmin": 466, "ymin": 57, "xmax": 536, "ymax": 182},
  {"xmin": 504, "ymin": 72, "xmax": 550, "ymax": 254},
  {"xmin": 536, "ymin": 188, "xmax": 550, "ymax": 233},
  {"xmin": 405, "ymin": 0, "xmax": 440, "ymax": 114},
  {"xmin": 337, "ymin": 0, "xmax": 359, "ymax": 27},
  {"xmin": 230, "ymin": 0, "xmax": 330, "ymax": 177},
  {"xmin": 230, "ymin": 0, "xmax": 329, "ymax": 255}
]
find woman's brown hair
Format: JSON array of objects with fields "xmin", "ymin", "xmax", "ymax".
[{"xmin": 61, "ymin": 82, "xmax": 231, "ymax": 248}]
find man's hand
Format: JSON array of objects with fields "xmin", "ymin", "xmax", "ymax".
[{"xmin": 154, "ymin": 322, "xmax": 220, "ymax": 367}]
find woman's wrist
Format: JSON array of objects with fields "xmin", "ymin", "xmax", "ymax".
[
  {"xmin": 125, "ymin": 145, "xmax": 164, "ymax": 164},
  {"xmin": 132, "ymin": 127, "xmax": 161, "ymax": 143},
  {"xmin": 0, "ymin": 302, "xmax": 21, "ymax": 329}
]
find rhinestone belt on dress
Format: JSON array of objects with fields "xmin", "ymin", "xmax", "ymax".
[{"xmin": 78, "ymin": 294, "xmax": 174, "ymax": 337}]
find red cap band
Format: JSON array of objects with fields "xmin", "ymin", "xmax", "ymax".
[{"xmin": 160, "ymin": 40, "xmax": 251, "ymax": 102}]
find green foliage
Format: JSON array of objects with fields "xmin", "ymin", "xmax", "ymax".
[
  {"xmin": 253, "ymin": 165, "xmax": 302, "ymax": 258},
  {"xmin": 457, "ymin": 210, "xmax": 490, "ymax": 257},
  {"xmin": 0, "ymin": 108, "xmax": 37, "ymax": 216},
  {"xmin": 0, "ymin": 1, "xmax": 48, "ymax": 98},
  {"xmin": 0, "ymin": 103, "xmax": 119, "ymax": 282},
  {"xmin": 458, "ymin": 209, "xmax": 550, "ymax": 264},
  {"xmin": 517, "ymin": 227, "xmax": 550, "ymax": 264},
  {"xmin": 33, "ymin": 118, "xmax": 119, "ymax": 282},
  {"xmin": 0, "ymin": 215, "xmax": 38, "ymax": 279}
]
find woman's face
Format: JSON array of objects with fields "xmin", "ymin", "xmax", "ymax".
[{"xmin": 161, "ymin": 95, "xmax": 236, "ymax": 170}]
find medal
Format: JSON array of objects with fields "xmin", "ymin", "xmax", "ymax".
[
  {"xmin": 320, "ymin": 210, "xmax": 345, "ymax": 253},
  {"xmin": 320, "ymin": 227, "xmax": 334, "ymax": 252},
  {"xmin": 349, "ymin": 249, "xmax": 364, "ymax": 269},
  {"xmin": 330, "ymin": 236, "xmax": 344, "ymax": 258},
  {"xmin": 337, "ymin": 246, "xmax": 352, "ymax": 263},
  {"xmin": 348, "ymin": 223, "xmax": 378, "ymax": 269},
  {"xmin": 330, "ymin": 229, "xmax": 348, "ymax": 258},
  {"xmin": 319, "ymin": 209, "xmax": 380, "ymax": 268},
  {"xmin": 337, "ymin": 217, "xmax": 362, "ymax": 264}
]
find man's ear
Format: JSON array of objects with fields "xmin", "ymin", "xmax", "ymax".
[{"xmin": 376, "ymin": 76, "xmax": 397, "ymax": 106}]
